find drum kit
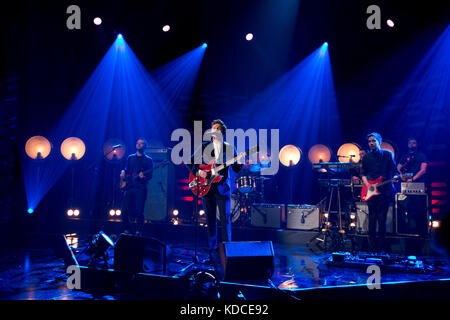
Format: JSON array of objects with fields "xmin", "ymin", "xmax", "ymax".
[{"xmin": 217, "ymin": 158, "xmax": 272, "ymax": 224}]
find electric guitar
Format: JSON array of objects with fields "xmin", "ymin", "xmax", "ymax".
[
  {"xmin": 361, "ymin": 173, "xmax": 412, "ymax": 201},
  {"xmin": 120, "ymin": 160, "xmax": 169, "ymax": 191},
  {"xmin": 188, "ymin": 146, "xmax": 258, "ymax": 197}
]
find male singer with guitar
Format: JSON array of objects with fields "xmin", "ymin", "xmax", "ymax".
[
  {"xmin": 361, "ymin": 132, "xmax": 400, "ymax": 253},
  {"xmin": 120, "ymin": 138, "xmax": 153, "ymax": 236},
  {"xmin": 190, "ymin": 120, "xmax": 243, "ymax": 260}
]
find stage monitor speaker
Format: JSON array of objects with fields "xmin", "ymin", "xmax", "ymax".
[
  {"xmin": 395, "ymin": 193, "xmax": 428, "ymax": 236},
  {"xmin": 250, "ymin": 203, "xmax": 284, "ymax": 228},
  {"xmin": 114, "ymin": 233, "xmax": 167, "ymax": 273},
  {"xmin": 286, "ymin": 205, "xmax": 320, "ymax": 230},
  {"xmin": 218, "ymin": 241, "xmax": 274, "ymax": 281},
  {"xmin": 355, "ymin": 202, "xmax": 394, "ymax": 234},
  {"xmin": 144, "ymin": 149, "xmax": 174, "ymax": 221}
]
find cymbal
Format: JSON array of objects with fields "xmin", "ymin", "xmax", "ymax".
[
  {"xmin": 249, "ymin": 162, "xmax": 270, "ymax": 172},
  {"xmin": 255, "ymin": 176, "xmax": 271, "ymax": 180}
]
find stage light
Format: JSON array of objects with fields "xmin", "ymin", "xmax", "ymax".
[
  {"xmin": 350, "ymin": 214, "xmax": 356, "ymax": 220},
  {"xmin": 25, "ymin": 136, "xmax": 52, "ymax": 160},
  {"xmin": 162, "ymin": 25, "xmax": 170, "ymax": 32},
  {"xmin": 73, "ymin": 209, "xmax": 80, "ymax": 217},
  {"xmin": 172, "ymin": 218, "xmax": 179, "ymax": 225},
  {"xmin": 115, "ymin": 209, "xmax": 121, "ymax": 216},
  {"xmin": 93, "ymin": 17, "xmax": 102, "ymax": 25},
  {"xmin": 60, "ymin": 137, "xmax": 86, "ymax": 160},
  {"xmin": 308, "ymin": 144, "xmax": 331, "ymax": 163},
  {"xmin": 245, "ymin": 33, "xmax": 254, "ymax": 41},
  {"xmin": 27, "ymin": 208, "xmax": 34, "ymax": 214},
  {"xmin": 118, "ymin": 34, "xmax": 123, "ymax": 39},
  {"xmin": 109, "ymin": 209, "xmax": 116, "ymax": 216},
  {"xmin": 279, "ymin": 145, "xmax": 302, "ymax": 167},
  {"xmin": 350, "ymin": 222, "xmax": 356, "ymax": 228},
  {"xmin": 337, "ymin": 143, "xmax": 361, "ymax": 163},
  {"xmin": 67, "ymin": 209, "xmax": 74, "ymax": 216},
  {"xmin": 86, "ymin": 231, "xmax": 115, "ymax": 264},
  {"xmin": 324, "ymin": 213, "xmax": 329, "ymax": 219},
  {"xmin": 202, "ymin": 43, "xmax": 207, "ymax": 49},
  {"xmin": 431, "ymin": 220, "xmax": 440, "ymax": 228},
  {"xmin": 381, "ymin": 141, "xmax": 395, "ymax": 157},
  {"xmin": 172, "ymin": 209, "xmax": 179, "ymax": 216},
  {"xmin": 387, "ymin": 20, "xmax": 394, "ymax": 27},
  {"xmin": 199, "ymin": 209, "xmax": 205, "ymax": 216},
  {"xmin": 320, "ymin": 42, "xmax": 328, "ymax": 55}
]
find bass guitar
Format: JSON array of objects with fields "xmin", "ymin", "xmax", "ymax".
[
  {"xmin": 361, "ymin": 173, "xmax": 412, "ymax": 201},
  {"xmin": 120, "ymin": 160, "xmax": 169, "ymax": 191},
  {"xmin": 188, "ymin": 146, "xmax": 258, "ymax": 197}
]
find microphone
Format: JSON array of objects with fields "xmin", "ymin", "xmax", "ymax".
[{"xmin": 112, "ymin": 144, "xmax": 123, "ymax": 149}]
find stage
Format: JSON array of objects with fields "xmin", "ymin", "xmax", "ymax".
[{"xmin": 1, "ymin": 220, "xmax": 449, "ymax": 301}]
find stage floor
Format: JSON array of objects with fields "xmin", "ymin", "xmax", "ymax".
[{"xmin": 1, "ymin": 230, "xmax": 449, "ymax": 300}]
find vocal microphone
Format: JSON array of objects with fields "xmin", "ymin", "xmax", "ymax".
[{"xmin": 112, "ymin": 144, "xmax": 123, "ymax": 149}]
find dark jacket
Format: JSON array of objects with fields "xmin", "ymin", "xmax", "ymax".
[{"xmin": 124, "ymin": 153, "xmax": 153, "ymax": 189}]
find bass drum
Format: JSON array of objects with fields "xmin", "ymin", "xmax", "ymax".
[{"xmin": 216, "ymin": 194, "xmax": 241, "ymax": 223}]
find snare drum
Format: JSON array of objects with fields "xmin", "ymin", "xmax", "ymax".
[{"xmin": 236, "ymin": 176, "xmax": 256, "ymax": 193}]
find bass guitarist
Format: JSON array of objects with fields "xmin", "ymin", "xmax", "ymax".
[
  {"xmin": 361, "ymin": 132, "xmax": 400, "ymax": 253},
  {"xmin": 119, "ymin": 138, "xmax": 153, "ymax": 236},
  {"xmin": 190, "ymin": 119, "xmax": 243, "ymax": 261}
]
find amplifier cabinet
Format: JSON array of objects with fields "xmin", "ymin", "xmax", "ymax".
[
  {"xmin": 395, "ymin": 193, "xmax": 428, "ymax": 236},
  {"xmin": 401, "ymin": 182, "xmax": 425, "ymax": 194},
  {"xmin": 250, "ymin": 204, "xmax": 285, "ymax": 228},
  {"xmin": 355, "ymin": 202, "xmax": 394, "ymax": 234},
  {"xmin": 286, "ymin": 205, "xmax": 320, "ymax": 230}
]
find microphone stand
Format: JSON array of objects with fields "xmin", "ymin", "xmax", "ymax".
[{"xmin": 179, "ymin": 163, "xmax": 205, "ymax": 273}]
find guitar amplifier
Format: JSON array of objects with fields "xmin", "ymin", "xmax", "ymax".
[
  {"xmin": 395, "ymin": 193, "xmax": 428, "ymax": 236},
  {"xmin": 250, "ymin": 204, "xmax": 285, "ymax": 228},
  {"xmin": 355, "ymin": 202, "xmax": 394, "ymax": 234},
  {"xmin": 401, "ymin": 182, "xmax": 426, "ymax": 194},
  {"xmin": 144, "ymin": 149, "xmax": 174, "ymax": 221},
  {"xmin": 286, "ymin": 205, "xmax": 320, "ymax": 230}
]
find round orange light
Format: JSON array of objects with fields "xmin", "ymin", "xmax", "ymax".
[
  {"xmin": 337, "ymin": 143, "xmax": 361, "ymax": 163},
  {"xmin": 25, "ymin": 136, "xmax": 52, "ymax": 159},
  {"xmin": 381, "ymin": 141, "xmax": 395, "ymax": 157},
  {"xmin": 61, "ymin": 137, "xmax": 86, "ymax": 160},
  {"xmin": 308, "ymin": 144, "xmax": 331, "ymax": 163},
  {"xmin": 279, "ymin": 145, "xmax": 302, "ymax": 167}
]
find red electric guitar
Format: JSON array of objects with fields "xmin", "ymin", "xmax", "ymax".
[
  {"xmin": 188, "ymin": 146, "xmax": 258, "ymax": 197},
  {"xmin": 361, "ymin": 173, "xmax": 412, "ymax": 201}
]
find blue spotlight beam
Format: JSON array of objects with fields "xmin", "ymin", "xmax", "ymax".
[
  {"xmin": 243, "ymin": 42, "xmax": 341, "ymax": 147},
  {"xmin": 375, "ymin": 25, "xmax": 450, "ymax": 149},
  {"xmin": 151, "ymin": 44, "xmax": 207, "ymax": 121},
  {"xmin": 21, "ymin": 35, "xmax": 174, "ymax": 211}
]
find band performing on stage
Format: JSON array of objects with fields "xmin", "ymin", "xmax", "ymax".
[
  {"xmin": 10, "ymin": 1, "xmax": 449, "ymax": 303},
  {"xmin": 117, "ymin": 126, "xmax": 432, "ymax": 259}
]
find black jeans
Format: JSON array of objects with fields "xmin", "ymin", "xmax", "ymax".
[
  {"xmin": 203, "ymin": 186, "xmax": 231, "ymax": 250},
  {"xmin": 367, "ymin": 193, "xmax": 390, "ymax": 253},
  {"xmin": 121, "ymin": 187, "xmax": 147, "ymax": 234}
]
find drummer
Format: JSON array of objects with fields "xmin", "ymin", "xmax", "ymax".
[{"xmin": 351, "ymin": 149, "xmax": 367, "ymax": 182}]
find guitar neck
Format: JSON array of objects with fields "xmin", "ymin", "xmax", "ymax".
[
  {"xmin": 214, "ymin": 156, "xmax": 243, "ymax": 172},
  {"xmin": 213, "ymin": 146, "xmax": 257, "ymax": 172}
]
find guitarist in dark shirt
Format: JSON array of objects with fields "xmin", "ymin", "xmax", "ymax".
[
  {"xmin": 120, "ymin": 138, "xmax": 153, "ymax": 236},
  {"xmin": 361, "ymin": 132, "xmax": 400, "ymax": 253},
  {"xmin": 397, "ymin": 137, "xmax": 427, "ymax": 182},
  {"xmin": 190, "ymin": 120, "xmax": 243, "ymax": 259}
]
